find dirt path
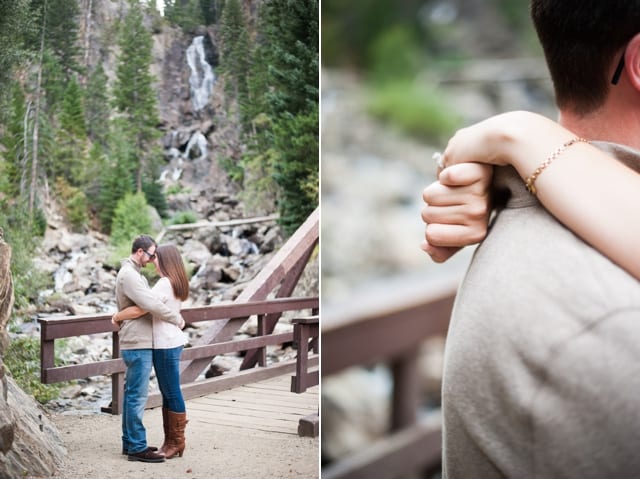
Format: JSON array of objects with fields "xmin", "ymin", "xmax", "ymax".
[
  {"xmin": 46, "ymin": 376, "xmax": 319, "ymax": 479},
  {"xmin": 49, "ymin": 408, "xmax": 318, "ymax": 479}
]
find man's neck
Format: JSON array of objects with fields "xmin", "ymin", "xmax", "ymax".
[
  {"xmin": 559, "ymin": 98, "xmax": 640, "ymax": 151},
  {"xmin": 130, "ymin": 255, "xmax": 141, "ymax": 267}
]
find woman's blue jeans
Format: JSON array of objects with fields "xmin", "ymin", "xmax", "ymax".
[
  {"xmin": 153, "ymin": 346, "xmax": 185, "ymax": 413},
  {"xmin": 121, "ymin": 349, "xmax": 153, "ymax": 454}
]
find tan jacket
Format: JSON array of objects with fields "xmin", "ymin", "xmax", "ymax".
[
  {"xmin": 442, "ymin": 142, "xmax": 640, "ymax": 478},
  {"xmin": 115, "ymin": 258, "xmax": 183, "ymax": 350}
]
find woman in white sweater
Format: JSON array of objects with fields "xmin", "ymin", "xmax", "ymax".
[{"xmin": 113, "ymin": 244, "xmax": 189, "ymax": 459}]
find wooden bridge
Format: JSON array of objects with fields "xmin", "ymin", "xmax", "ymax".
[
  {"xmin": 321, "ymin": 273, "xmax": 459, "ymax": 478},
  {"xmin": 39, "ymin": 208, "xmax": 319, "ymax": 437}
]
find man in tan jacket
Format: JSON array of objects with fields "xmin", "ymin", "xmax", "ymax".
[
  {"xmin": 116, "ymin": 234, "xmax": 184, "ymax": 463},
  {"xmin": 437, "ymin": 1, "xmax": 640, "ymax": 478}
]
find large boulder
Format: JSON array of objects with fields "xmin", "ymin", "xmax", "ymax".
[{"xmin": 0, "ymin": 232, "xmax": 66, "ymax": 477}]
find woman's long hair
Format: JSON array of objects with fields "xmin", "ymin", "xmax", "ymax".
[{"xmin": 155, "ymin": 244, "xmax": 189, "ymax": 301}]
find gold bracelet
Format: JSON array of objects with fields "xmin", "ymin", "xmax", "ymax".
[{"xmin": 525, "ymin": 137, "xmax": 588, "ymax": 195}]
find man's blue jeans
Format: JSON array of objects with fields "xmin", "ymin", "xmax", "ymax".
[
  {"xmin": 153, "ymin": 346, "xmax": 185, "ymax": 412},
  {"xmin": 121, "ymin": 349, "xmax": 153, "ymax": 454}
]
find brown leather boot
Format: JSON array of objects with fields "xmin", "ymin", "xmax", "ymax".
[
  {"xmin": 159, "ymin": 407, "xmax": 169, "ymax": 452},
  {"xmin": 161, "ymin": 410, "xmax": 188, "ymax": 459}
]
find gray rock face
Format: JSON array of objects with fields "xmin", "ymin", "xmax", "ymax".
[
  {"xmin": 0, "ymin": 236, "xmax": 65, "ymax": 477},
  {"xmin": 0, "ymin": 240, "xmax": 13, "ymax": 355}
]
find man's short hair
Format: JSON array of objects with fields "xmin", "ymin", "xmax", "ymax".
[
  {"xmin": 531, "ymin": 0, "xmax": 640, "ymax": 114},
  {"xmin": 131, "ymin": 235, "xmax": 156, "ymax": 254}
]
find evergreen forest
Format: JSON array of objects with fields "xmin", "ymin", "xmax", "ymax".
[{"xmin": 0, "ymin": 0, "xmax": 319, "ymax": 310}]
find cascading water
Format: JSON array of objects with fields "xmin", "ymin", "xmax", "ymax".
[
  {"xmin": 53, "ymin": 251, "xmax": 83, "ymax": 292},
  {"xmin": 161, "ymin": 35, "xmax": 216, "ymax": 183},
  {"xmin": 186, "ymin": 36, "xmax": 215, "ymax": 112},
  {"xmin": 185, "ymin": 131, "xmax": 208, "ymax": 161}
]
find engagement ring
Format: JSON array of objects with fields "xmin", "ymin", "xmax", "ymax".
[{"xmin": 432, "ymin": 151, "xmax": 445, "ymax": 169}]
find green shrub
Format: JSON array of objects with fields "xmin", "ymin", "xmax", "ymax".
[
  {"xmin": 0, "ymin": 202, "xmax": 51, "ymax": 313},
  {"xmin": 367, "ymin": 25, "xmax": 422, "ymax": 85},
  {"xmin": 165, "ymin": 184, "xmax": 184, "ymax": 195},
  {"xmin": 366, "ymin": 80, "xmax": 461, "ymax": 142},
  {"xmin": 55, "ymin": 177, "xmax": 88, "ymax": 232},
  {"xmin": 169, "ymin": 211, "xmax": 198, "ymax": 225},
  {"xmin": 142, "ymin": 179, "xmax": 168, "ymax": 218},
  {"xmin": 239, "ymin": 148, "xmax": 279, "ymax": 215},
  {"xmin": 4, "ymin": 337, "xmax": 68, "ymax": 403},
  {"xmin": 219, "ymin": 155, "xmax": 244, "ymax": 184},
  {"xmin": 66, "ymin": 190, "xmax": 88, "ymax": 231},
  {"xmin": 110, "ymin": 192, "xmax": 154, "ymax": 247}
]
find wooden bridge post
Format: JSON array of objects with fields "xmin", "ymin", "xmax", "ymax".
[
  {"xmin": 390, "ymin": 347, "xmax": 420, "ymax": 431},
  {"xmin": 100, "ymin": 330, "xmax": 124, "ymax": 415},
  {"xmin": 39, "ymin": 335, "xmax": 54, "ymax": 384},
  {"xmin": 290, "ymin": 316, "xmax": 319, "ymax": 394},
  {"xmin": 257, "ymin": 314, "xmax": 267, "ymax": 367}
]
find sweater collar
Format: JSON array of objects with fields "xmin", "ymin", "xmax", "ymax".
[{"xmin": 122, "ymin": 257, "xmax": 141, "ymax": 272}]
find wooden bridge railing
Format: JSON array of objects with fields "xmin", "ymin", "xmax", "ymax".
[
  {"xmin": 39, "ymin": 206, "xmax": 319, "ymax": 416},
  {"xmin": 321, "ymin": 276, "xmax": 459, "ymax": 479},
  {"xmin": 39, "ymin": 296, "xmax": 318, "ymax": 414}
]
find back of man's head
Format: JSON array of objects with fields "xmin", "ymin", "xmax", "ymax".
[
  {"xmin": 531, "ymin": 0, "xmax": 640, "ymax": 115},
  {"xmin": 131, "ymin": 235, "xmax": 156, "ymax": 254}
]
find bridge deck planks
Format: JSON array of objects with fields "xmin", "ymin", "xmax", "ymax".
[{"xmin": 184, "ymin": 375, "xmax": 318, "ymax": 436}]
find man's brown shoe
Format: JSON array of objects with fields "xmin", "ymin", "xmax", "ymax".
[
  {"xmin": 122, "ymin": 446, "xmax": 158, "ymax": 455},
  {"xmin": 127, "ymin": 447, "xmax": 165, "ymax": 463}
]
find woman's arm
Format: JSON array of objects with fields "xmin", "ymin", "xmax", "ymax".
[
  {"xmin": 112, "ymin": 305, "xmax": 147, "ymax": 324},
  {"xmin": 425, "ymin": 110, "xmax": 640, "ymax": 280}
]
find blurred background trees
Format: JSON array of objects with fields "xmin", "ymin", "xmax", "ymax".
[{"xmin": 322, "ymin": 0, "xmax": 540, "ymax": 142}]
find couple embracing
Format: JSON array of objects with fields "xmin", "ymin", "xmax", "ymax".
[{"xmin": 113, "ymin": 234, "xmax": 189, "ymax": 463}]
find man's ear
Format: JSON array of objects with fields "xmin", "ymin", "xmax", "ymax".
[{"xmin": 624, "ymin": 33, "xmax": 640, "ymax": 92}]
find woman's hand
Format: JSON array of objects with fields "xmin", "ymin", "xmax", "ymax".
[{"xmin": 421, "ymin": 162, "xmax": 493, "ymax": 262}]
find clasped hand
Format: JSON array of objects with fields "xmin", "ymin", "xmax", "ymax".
[{"xmin": 421, "ymin": 160, "xmax": 493, "ymax": 263}]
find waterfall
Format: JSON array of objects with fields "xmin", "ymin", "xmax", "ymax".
[
  {"xmin": 186, "ymin": 36, "xmax": 215, "ymax": 111},
  {"xmin": 53, "ymin": 251, "xmax": 83, "ymax": 292},
  {"xmin": 185, "ymin": 131, "xmax": 208, "ymax": 161}
]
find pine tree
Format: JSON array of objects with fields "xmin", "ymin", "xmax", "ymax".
[
  {"xmin": 0, "ymin": 0, "xmax": 35, "ymax": 115},
  {"xmin": 219, "ymin": 0, "xmax": 250, "ymax": 110},
  {"xmin": 219, "ymin": 0, "xmax": 244, "ymax": 67},
  {"xmin": 112, "ymin": 1, "xmax": 162, "ymax": 193},
  {"xmin": 43, "ymin": 0, "xmax": 81, "ymax": 77},
  {"xmin": 272, "ymin": 104, "xmax": 318, "ymax": 234},
  {"xmin": 50, "ymin": 76, "xmax": 88, "ymax": 186},
  {"xmin": 259, "ymin": 0, "xmax": 319, "ymax": 117},
  {"xmin": 0, "ymin": 84, "xmax": 29, "ymax": 199},
  {"xmin": 243, "ymin": 0, "xmax": 319, "ymax": 235},
  {"xmin": 97, "ymin": 118, "xmax": 136, "ymax": 233},
  {"xmin": 165, "ymin": 0, "xmax": 206, "ymax": 32},
  {"xmin": 200, "ymin": 0, "xmax": 219, "ymax": 25},
  {"xmin": 85, "ymin": 64, "xmax": 110, "ymax": 146}
]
